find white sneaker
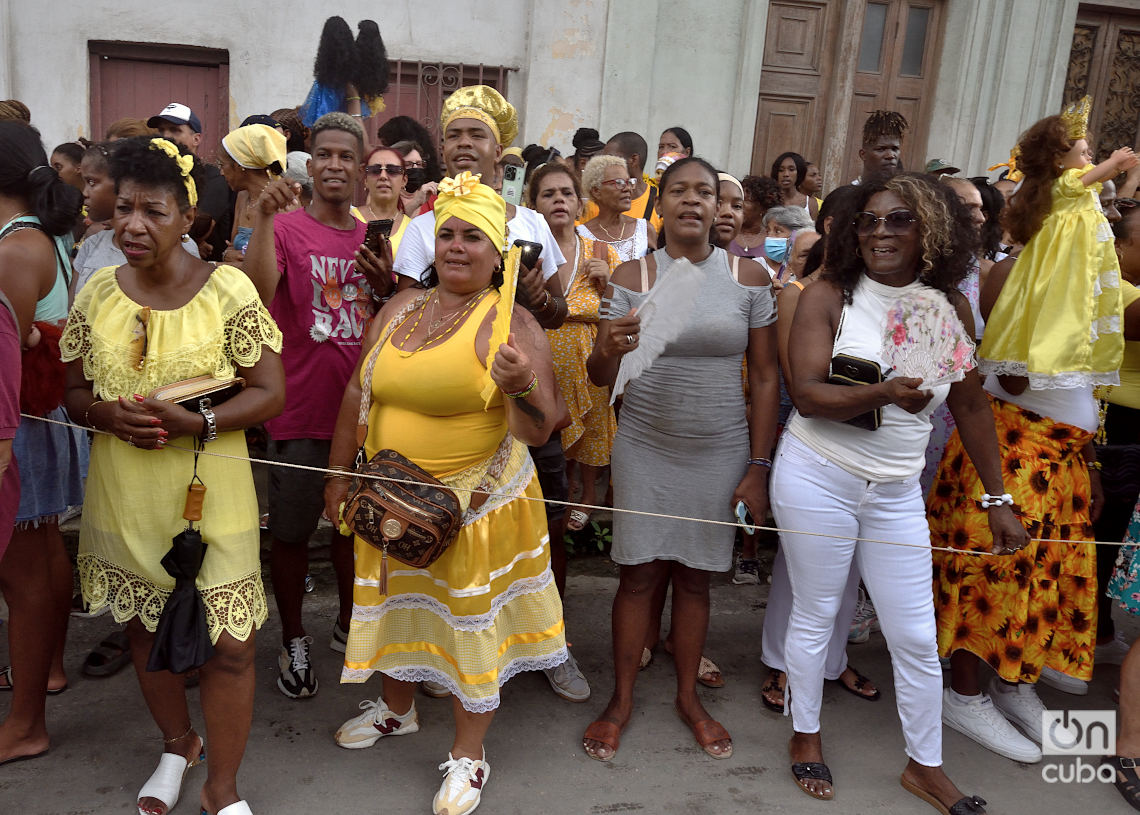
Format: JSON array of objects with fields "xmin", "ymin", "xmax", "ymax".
[
  {"xmin": 941, "ymin": 688, "xmax": 1042, "ymax": 763},
  {"xmin": 421, "ymin": 679, "xmax": 452, "ymax": 698},
  {"xmin": 1038, "ymin": 665, "xmax": 1088, "ymax": 696},
  {"xmin": 543, "ymin": 651, "xmax": 591, "ymax": 702},
  {"xmin": 433, "ymin": 751, "xmax": 490, "ymax": 815},
  {"xmin": 335, "ymin": 697, "xmax": 419, "ymax": 749},
  {"xmin": 1096, "ymin": 633, "xmax": 1132, "ymax": 666},
  {"xmin": 988, "ymin": 677, "xmax": 1045, "ymax": 744}
]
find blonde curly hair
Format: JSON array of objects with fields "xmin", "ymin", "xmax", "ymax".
[{"xmin": 581, "ymin": 154, "xmax": 628, "ymax": 197}]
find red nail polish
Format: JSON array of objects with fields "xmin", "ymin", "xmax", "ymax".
[
  {"xmin": 151, "ymin": 418, "xmax": 162, "ymax": 425},
  {"xmin": 134, "ymin": 394, "xmax": 145, "ymax": 402}
]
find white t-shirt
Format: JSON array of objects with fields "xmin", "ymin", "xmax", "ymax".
[
  {"xmin": 74, "ymin": 229, "xmax": 201, "ymax": 294},
  {"xmin": 394, "ymin": 204, "xmax": 565, "ymax": 283}
]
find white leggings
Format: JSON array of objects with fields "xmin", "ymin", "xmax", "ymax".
[{"xmin": 771, "ymin": 433, "xmax": 943, "ymax": 767}]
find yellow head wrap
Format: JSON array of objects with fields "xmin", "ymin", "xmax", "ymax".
[
  {"xmin": 440, "ymin": 85, "xmax": 518, "ymax": 148},
  {"xmin": 433, "ymin": 171, "xmax": 522, "ymax": 407},
  {"xmin": 148, "ymin": 138, "xmax": 197, "ymax": 207},
  {"xmin": 222, "ymin": 124, "xmax": 287, "ymax": 178}
]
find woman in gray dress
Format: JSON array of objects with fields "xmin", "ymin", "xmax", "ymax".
[{"xmin": 582, "ymin": 157, "xmax": 779, "ymax": 762}]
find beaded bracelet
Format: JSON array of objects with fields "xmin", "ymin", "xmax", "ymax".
[
  {"xmin": 980, "ymin": 493, "xmax": 1014, "ymax": 508},
  {"xmin": 345, "ymin": 95, "xmax": 361, "ymax": 102},
  {"xmin": 505, "ymin": 373, "xmax": 539, "ymax": 399},
  {"xmin": 747, "ymin": 457, "xmax": 773, "ymax": 468}
]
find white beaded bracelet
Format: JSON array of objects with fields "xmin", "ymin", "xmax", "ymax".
[{"xmin": 980, "ymin": 493, "xmax": 1014, "ymax": 508}]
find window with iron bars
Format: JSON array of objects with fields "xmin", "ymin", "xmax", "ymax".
[{"xmin": 368, "ymin": 60, "xmax": 513, "ymax": 152}]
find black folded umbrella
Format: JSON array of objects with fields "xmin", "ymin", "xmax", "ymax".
[{"xmin": 146, "ymin": 527, "xmax": 214, "ymax": 674}]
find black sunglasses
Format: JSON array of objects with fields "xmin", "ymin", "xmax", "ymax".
[
  {"xmin": 364, "ymin": 164, "xmax": 404, "ymax": 177},
  {"xmin": 853, "ymin": 209, "xmax": 918, "ymax": 236}
]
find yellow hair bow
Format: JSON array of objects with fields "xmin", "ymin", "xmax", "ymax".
[
  {"xmin": 987, "ymin": 146, "xmax": 1023, "ymax": 183},
  {"xmin": 149, "ymin": 138, "xmax": 198, "ymax": 207},
  {"xmin": 438, "ymin": 170, "xmax": 481, "ymax": 198}
]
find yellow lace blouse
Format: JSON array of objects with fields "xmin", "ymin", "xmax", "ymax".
[{"xmin": 60, "ymin": 264, "xmax": 283, "ymax": 643}]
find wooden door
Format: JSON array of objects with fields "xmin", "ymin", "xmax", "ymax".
[
  {"xmin": 843, "ymin": 0, "xmax": 944, "ymax": 181},
  {"xmin": 1064, "ymin": 8, "xmax": 1140, "ymax": 163},
  {"xmin": 89, "ymin": 42, "xmax": 229, "ymax": 161},
  {"xmin": 750, "ymin": 1, "xmax": 841, "ymax": 176}
]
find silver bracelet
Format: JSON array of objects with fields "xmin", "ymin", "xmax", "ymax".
[
  {"xmin": 200, "ymin": 407, "xmax": 218, "ymax": 443},
  {"xmin": 980, "ymin": 492, "xmax": 1013, "ymax": 508}
]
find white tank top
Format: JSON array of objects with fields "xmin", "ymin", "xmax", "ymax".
[
  {"xmin": 786, "ymin": 277, "xmax": 951, "ymax": 482},
  {"xmin": 983, "ymin": 375, "xmax": 1098, "ymax": 432}
]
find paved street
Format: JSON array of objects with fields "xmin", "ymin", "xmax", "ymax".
[{"xmin": 1, "ymin": 545, "xmax": 1134, "ymax": 814}]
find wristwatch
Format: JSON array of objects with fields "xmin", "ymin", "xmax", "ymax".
[{"xmin": 200, "ymin": 405, "xmax": 218, "ymax": 442}]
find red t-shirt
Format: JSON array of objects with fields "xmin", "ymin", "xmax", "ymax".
[
  {"xmin": 266, "ymin": 208, "xmax": 374, "ymax": 440},
  {"xmin": 0, "ymin": 303, "xmax": 21, "ymax": 559}
]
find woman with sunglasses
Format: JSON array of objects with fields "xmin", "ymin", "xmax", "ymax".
[
  {"xmin": 352, "ymin": 145, "xmax": 409, "ymax": 254},
  {"xmin": 577, "ymin": 154, "xmax": 656, "ymax": 262},
  {"xmin": 773, "ymin": 172, "xmax": 1025, "ymax": 812}
]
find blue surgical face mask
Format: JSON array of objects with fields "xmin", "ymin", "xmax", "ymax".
[{"xmin": 764, "ymin": 236, "xmax": 789, "ymax": 263}]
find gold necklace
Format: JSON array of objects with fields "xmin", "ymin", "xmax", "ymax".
[
  {"xmin": 594, "ymin": 218, "xmax": 630, "ymax": 243},
  {"xmin": 395, "ymin": 288, "xmax": 489, "ymax": 357}
]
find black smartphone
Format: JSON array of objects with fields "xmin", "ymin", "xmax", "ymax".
[
  {"xmin": 364, "ymin": 219, "xmax": 394, "ymax": 254},
  {"xmin": 514, "ymin": 239, "xmax": 542, "ymax": 272}
]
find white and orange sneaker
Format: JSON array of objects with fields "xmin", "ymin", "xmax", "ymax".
[
  {"xmin": 432, "ymin": 751, "xmax": 490, "ymax": 815},
  {"xmin": 334, "ymin": 697, "xmax": 419, "ymax": 749}
]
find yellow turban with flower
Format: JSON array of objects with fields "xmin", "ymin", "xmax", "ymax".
[
  {"xmin": 222, "ymin": 124, "xmax": 287, "ymax": 178},
  {"xmin": 433, "ymin": 171, "xmax": 522, "ymax": 407},
  {"xmin": 433, "ymin": 171, "xmax": 507, "ymax": 251},
  {"xmin": 440, "ymin": 85, "xmax": 518, "ymax": 148}
]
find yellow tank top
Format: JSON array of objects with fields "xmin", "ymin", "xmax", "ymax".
[{"xmin": 364, "ymin": 293, "xmax": 506, "ymax": 476}]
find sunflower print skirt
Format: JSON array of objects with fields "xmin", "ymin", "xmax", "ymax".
[{"xmin": 929, "ymin": 397, "xmax": 1096, "ymax": 683}]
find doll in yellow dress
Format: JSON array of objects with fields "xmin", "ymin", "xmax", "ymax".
[{"xmin": 979, "ymin": 97, "xmax": 1138, "ymax": 388}]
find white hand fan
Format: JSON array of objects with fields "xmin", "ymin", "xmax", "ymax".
[
  {"xmin": 880, "ymin": 288, "xmax": 976, "ymax": 389},
  {"xmin": 611, "ymin": 258, "xmax": 707, "ymax": 403}
]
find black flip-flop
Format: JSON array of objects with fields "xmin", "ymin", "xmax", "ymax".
[
  {"xmin": 1105, "ymin": 755, "xmax": 1140, "ymax": 812},
  {"xmin": 835, "ymin": 665, "xmax": 881, "ymax": 701},
  {"xmin": 0, "ymin": 666, "xmax": 68, "ymax": 695},
  {"xmin": 82, "ymin": 630, "xmax": 132, "ymax": 678}
]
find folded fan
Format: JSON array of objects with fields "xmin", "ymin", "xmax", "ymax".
[
  {"xmin": 880, "ymin": 288, "xmax": 976, "ymax": 389},
  {"xmin": 611, "ymin": 257, "xmax": 707, "ymax": 403}
]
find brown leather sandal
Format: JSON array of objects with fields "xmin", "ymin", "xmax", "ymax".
[
  {"xmin": 676, "ymin": 705, "xmax": 733, "ymax": 759},
  {"xmin": 582, "ymin": 720, "xmax": 623, "ymax": 762}
]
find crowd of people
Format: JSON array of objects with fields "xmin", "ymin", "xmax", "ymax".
[{"xmin": 2, "ymin": 72, "xmax": 1140, "ymax": 815}]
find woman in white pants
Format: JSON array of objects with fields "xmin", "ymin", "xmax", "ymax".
[{"xmin": 774, "ymin": 173, "xmax": 1026, "ymax": 814}]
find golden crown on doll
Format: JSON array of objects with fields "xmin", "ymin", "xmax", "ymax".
[{"xmin": 1060, "ymin": 95, "xmax": 1091, "ymax": 141}]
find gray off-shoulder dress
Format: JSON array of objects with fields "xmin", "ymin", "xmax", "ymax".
[{"xmin": 603, "ymin": 246, "xmax": 776, "ymax": 571}]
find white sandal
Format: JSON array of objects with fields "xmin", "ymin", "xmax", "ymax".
[
  {"xmin": 208, "ymin": 802, "xmax": 253, "ymax": 815},
  {"xmin": 137, "ymin": 738, "xmax": 205, "ymax": 815}
]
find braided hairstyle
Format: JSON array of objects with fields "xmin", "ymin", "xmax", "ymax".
[
  {"xmin": 862, "ymin": 110, "xmax": 909, "ymax": 146},
  {"xmin": 0, "ymin": 122, "xmax": 83, "ymax": 234}
]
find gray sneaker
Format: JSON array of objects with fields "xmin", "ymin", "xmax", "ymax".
[
  {"xmin": 732, "ymin": 558, "xmax": 761, "ymax": 585},
  {"xmin": 330, "ymin": 619, "xmax": 349, "ymax": 653},
  {"xmin": 544, "ymin": 650, "xmax": 591, "ymax": 702}
]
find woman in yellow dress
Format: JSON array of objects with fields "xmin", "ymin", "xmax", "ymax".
[
  {"xmin": 60, "ymin": 137, "xmax": 284, "ymax": 815},
  {"xmin": 528, "ymin": 160, "xmax": 618, "ymax": 534},
  {"xmin": 324, "ymin": 172, "xmax": 567, "ymax": 815}
]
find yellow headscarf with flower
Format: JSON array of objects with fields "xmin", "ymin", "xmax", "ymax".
[
  {"xmin": 149, "ymin": 138, "xmax": 197, "ymax": 206},
  {"xmin": 433, "ymin": 170, "xmax": 523, "ymax": 407},
  {"xmin": 222, "ymin": 124, "xmax": 287, "ymax": 179}
]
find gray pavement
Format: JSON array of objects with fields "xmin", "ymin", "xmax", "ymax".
[{"xmin": 1, "ymin": 549, "xmax": 1135, "ymax": 814}]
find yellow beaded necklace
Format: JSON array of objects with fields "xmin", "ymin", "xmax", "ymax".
[{"xmin": 394, "ymin": 287, "xmax": 491, "ymax": 357}]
